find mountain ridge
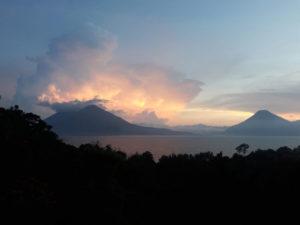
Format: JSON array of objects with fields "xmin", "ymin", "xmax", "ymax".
[
  {"xmin": 45, "ymin": 107, "xmax": 300, "ymax": 136},
  {"xmin": 45, "ymin": 105, "xmax": 185, "ymax": 136}
]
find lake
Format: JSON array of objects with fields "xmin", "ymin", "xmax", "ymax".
[{"xmin": 64, "ymin": 135, "xmax": 300, "ymax": 159}]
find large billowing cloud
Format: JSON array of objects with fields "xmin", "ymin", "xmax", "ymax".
[{"xmin": 14, "ymin": 24, "xmax": 202, "ymax": 124}]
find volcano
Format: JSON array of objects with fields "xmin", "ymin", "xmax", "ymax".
[{"xmin": 45, "ymin": 105, "xmax": 184, "ymax": 136}]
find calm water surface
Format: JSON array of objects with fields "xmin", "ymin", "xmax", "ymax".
[{"xmin": 64, "ymin": 135, "xmax": 300, "ymax": 159}]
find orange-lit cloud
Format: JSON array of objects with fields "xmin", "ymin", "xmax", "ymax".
[
  {"xmin": 37, "ymin": 64, "xmax": 202, "ymax": 123},
  {"xmin": 15, "ymin": 24, "xmax": 202, "ymax": 125}
]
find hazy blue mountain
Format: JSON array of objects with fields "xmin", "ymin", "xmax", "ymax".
[
  {"xmin": 173, "ymin": 124, "xmax": 227, "ymax": 135},
  {"xmin": 45, "ymin": 105, "xmax": 184, "ymax": 136},
  {"xmin": 226, "ymin": 110, "xmax": 300, "ymax": 136}
]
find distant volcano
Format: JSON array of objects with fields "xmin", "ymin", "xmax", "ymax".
[
  {"xmin": 226, "ymin": 110, "xmax": 300, "ymax": 136},
  {"xmin": 45, "ymin": 105, "xmax": 184, "ymax": 136}
]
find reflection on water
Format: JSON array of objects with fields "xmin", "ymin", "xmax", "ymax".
[{"xmin": 64, "ymin": 135, "xmax": 300, "ymax": 159}]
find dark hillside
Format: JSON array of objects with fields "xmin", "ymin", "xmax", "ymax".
[{"xmin": 1, "ymin": 106, "xmax": 300, "ymax": 224}]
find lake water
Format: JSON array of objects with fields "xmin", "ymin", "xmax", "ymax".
[{"xmin": 64, "ymin": 135, "xmax": 300, "ymax": 159}]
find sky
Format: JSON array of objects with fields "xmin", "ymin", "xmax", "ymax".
[{"xmin": 1, "ymin": 0, "xmax": 300, "ymax": 126}]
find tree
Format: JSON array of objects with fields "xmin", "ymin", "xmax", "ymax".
[{"xmin": 235, "ymin": 143, "xmax": 249, "ymax": 155}]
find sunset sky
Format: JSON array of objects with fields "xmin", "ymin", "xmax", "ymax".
[{"xmin": 1, "ymin": 0, "xmax": 300, "ymax": 126}]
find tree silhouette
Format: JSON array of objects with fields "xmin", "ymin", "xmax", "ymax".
[{"xmin": 235, "ymin": 143, "xmax": 249, "ymax": 155}]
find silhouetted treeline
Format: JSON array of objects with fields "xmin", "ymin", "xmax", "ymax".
[{"xmin": 1, "ymin": 106, "xmax": 300, "ymax": 224}]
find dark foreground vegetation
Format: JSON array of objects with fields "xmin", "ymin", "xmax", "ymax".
[{"xmin": 2, "ymin": 106, "xmax": 300, "ymax": 224}]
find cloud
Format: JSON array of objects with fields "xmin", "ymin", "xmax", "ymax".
[
  {"xmin": 38, "ymin": 97, "xmax": 107, "ymax": 113},
  {"xmin": 13, "ymin": 24, "xmax": 203, "ymax": 123},
  {"xmin": 0, "ymin": 62, "xmax": 33, "ymax": 107},
  {"xmin": 46, "ymin": 23, "xmax": 116, "ymax": 67},
  {"xmin": 13, "ymin": 24, "xmax": 117, "ymax": 113},
  {"xmin": 110, "ymin": 109, "xmax": 168, "ymax": 127},
  {"xmin": 202, "ymin": 91, "xmax": 300, "ymax": 114},
  {"xmin": 131, "ymin": 110, "xmax": 168, "ymax": 127}
]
